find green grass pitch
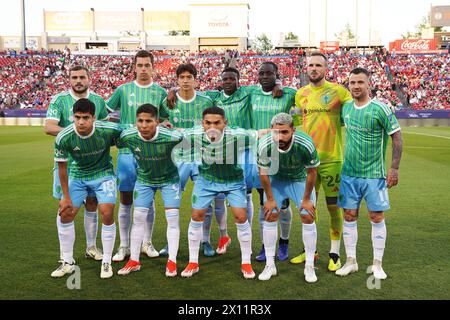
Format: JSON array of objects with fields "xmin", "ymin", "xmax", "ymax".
[{"xmin": 1, "ymin": 125, "xmax": 449, "ymax": 300}]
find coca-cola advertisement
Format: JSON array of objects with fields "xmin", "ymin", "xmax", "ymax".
[{"xmin": 389, "ymin": 39, "xmax": 437, "ymax": 53}]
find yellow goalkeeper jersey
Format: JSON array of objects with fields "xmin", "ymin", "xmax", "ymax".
[{"xmin": 293, "ymin": 80, "xmax": 352, "ymax": 164}]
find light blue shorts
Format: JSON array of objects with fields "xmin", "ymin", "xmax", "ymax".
[
  {"xmin": 133, "ymin": 181, "xmax": 181, "ymax": 209},
  {"xmin": 117, "ymin": 153, "xmax": 137, "ymax": 192},
  {"xmin": 177, "ymin": 163, "xmax": 199, "ymax": 191},
  {"xmin": 243, "ymin": 148, "xmax": 256, "ymax": 191},
  {"xmin": 53, "ymin": 165, "xmax": 95, "ymax": 200},
  {"xmin": 192, "ymin": 176, "xmax": 247, "ymax": 210},
  {"xmin": 251, "ymin": 163, "xmax": 262, "ymax": 190},
  {"xmin": 67, "ymin": 176, "xmax": 117, "ymax": 209},
  {"xmin": 337, "ymin": 175, "xmax": 390, "ymax": 212},
  {"xmin": 265, "ymin": 178, "xmax": 317, "ymax": 215}
]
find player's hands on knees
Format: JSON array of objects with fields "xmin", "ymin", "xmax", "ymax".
[
  {"xmin": 301, "ymin": 200, "xmax": 316, "ymax": 219},
  {"xmin": 387, "ymin": 168, "xmax": 399, "ymax": 188},
  {"xmin": 59, "ymin": 198, "xmax": 73, "ymax": 216},
  {"xmin": 264, "ymin": 199, "xmax": 279, "ymax": 221}
]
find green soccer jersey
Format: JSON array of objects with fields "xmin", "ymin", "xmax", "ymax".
[
  {"xmin": 159, "ymin": 92, "xmax": 214, "ymax": 129},
  {"xmin": 250, "ymin": 87, "xmax": 296, "ymax": 130},
  {"xmin": 46, "ymin": 90, "xmax": 109, "ymax": 128},
  {"xmin": 205, "ymin": 86, "xmax": 258, "ymax": 129},
  {"xmin": 54, "ymin": 121, "xmax": 122, "ymax": 180},
  {"xmin": 182, "ymin": 126, "xmax": 257, "ymax": 183},
  {"xmin": 107, "ymin": 81, "xmax": 167, "ymax": 153},
  {"xmin": 117, "ymin": 126, "xmax": 183, "ymax": 186},
  {"xmin": 341, "ymin": 99, "xmax": 401, "ymax": 179},
  {"xmin": 258, "ymin": 131, "xmax": 320, "ymax": 181}
]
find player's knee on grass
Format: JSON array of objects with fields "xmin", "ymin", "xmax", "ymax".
[
  {"xmin": 99, "ymin": 204, "xmax": 115, "ymax": 225},
  {"xmin": 120, "ymin": 191, "xmax": 133, "ymax": 206},
  {"xmin": 85, "ymin": 196, "xmax": 98, "ymax": 211},
  {"xmin": 343, "ymin": 209, "xmax": 358, "ymax": 222},
  {"xmin": 368, "ymin": 211, "xmax": 384, "ymax": 223}
]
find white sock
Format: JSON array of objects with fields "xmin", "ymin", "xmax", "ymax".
[
  {"xmin": 214, "ymin": 194, "xmax": 228, "ymax": 237},
  {"xmin": 246, "ymin": 193, "xmax": 254, "ymax": 226},
  {"xmin": 203, "ymin": 206, "xmax": 213, "ymax": 243},
  {"xmin": 371, "ymin": 220, "xmax": 386, "ymax": 261},
  {"xmin": 279, "ymin": 206, "xmax": 292, "ymax": 240},
  {"xmin": 101, "ymin": 223, "xmax": 116, "ymax": 264},
  {"xmin": 56, "ymin": 213, "xmax": 63, "ymax": 260},
  {"xmin": 302, "ymin": 222, "xmax": 317, "ymax": 267},
  {"xmin": 188, "ymin": 219, "xmax": 203, "ymax": 263},
  {"xmin": 236, "ymin": 220, "xmax": 252, "ymax": 264},
  {"xmin": 330, "ymin": 240, "xmax": 341, "ymax": 255},
  {"xmin": 258, "ymin": 206, "xmax": 265, "ymax": 243},
  {"xmin": 84, "ymin": 209, "xmax": 98, "ymax": 248},
  {"xmin": 118, "ymin": 204, "xmax": 132, "ymax": 248},
  {"xmin": 263, "ymin": 221, "xmax": 277, "ymax": 267},
  {"xmin": 343, "ymin": 220, "xmax": 358, "ymax": 259},
  {"xmin": 142, "ymin": 202, "xmax": 155, "ymax": 244},
  {"xmin": 57, "ymin": 215, "xmax": 75, "ymax": 264},
  {"xmin": 166, "ymin": 209, "xmax": 180, "ymax": 263},
  {"xmin": 130, "ymin": 207, "xmax": 148, "ymax": 261}
]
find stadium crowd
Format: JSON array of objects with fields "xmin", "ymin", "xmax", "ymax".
[{"xmin": 0, "ymin": 49, "xmax": 448, "ymax": 110}]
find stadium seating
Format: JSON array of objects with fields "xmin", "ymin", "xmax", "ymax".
[{"xmin": 0, "ymin": 49, "xmax": 448, "ymax": 110}]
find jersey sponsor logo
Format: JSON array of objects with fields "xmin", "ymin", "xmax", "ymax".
[{"xmin": 304, "ymin": 107, "xmax": 331, "ymax": 114}]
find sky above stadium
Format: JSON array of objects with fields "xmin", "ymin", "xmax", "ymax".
[{"xmin": 1, "ymin": 0, "xmax": 448, "ymax": 47}]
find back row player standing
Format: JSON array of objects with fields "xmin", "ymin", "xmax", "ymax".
[
  {"xmin": 292, "ymin": 51, "xmax": 352, "ymax": 272},
  {"xmin": 106, "ymin": 50, "xmax": 167, "ymax": 262}
]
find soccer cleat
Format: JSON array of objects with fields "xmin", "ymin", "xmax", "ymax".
[
  {"xmin": 277, "ymin": 239, "xmax": 289, "ymax": 261},
  {"xmin": 328, "ymin": 253, "xmax": 342, "ymax": 272},
  {"xmin": 51, "ymin": 260, "xmax": 75, "ymax": 278},
  {"xmin": 112, "ymin": 247, "xmax": 130, "ymax": 262},
  {"xmin": 255, "ymin": 245, "xmax": 266, "ymax": 262},
  {"xmin": 258, "ymin": 265, "xmax": 277, "ymax": 281},
  {"xmin": 241, "ymin": 263, "xmax": 256, "ymax": 279},
  {"xmin": 181, "ymin": 262, "xmax": 199, "ymax": 278},
  {"xmin": 304, "ymin": 265, "xmax": 318, "ymax": 283},
  {"xmin": 141, "ymin": 241, "xmax": 159, "ymax": 258},
  {"xmin": 100, "ymin": 262, "xmax": 113, "ymax": 279},
  {"xmin": 289, "ymin": 250, "xmax": 319, "ymax": 264},
  {"xmin": 202, "ymin": 241, "xmax": 217, "ymax": 257},
  {"xmin": 118, "ymin": 259, "xmax": 141, "ymax": 275},
  {"xmin": 85, "ymin": 246, "xmax": 103, "ymax": 261},
  {"xmin": 335, "ymin": 258, "xmax": 358, "ymax": 277},
  {"xmin": 159, "ymin": 244, "xmax": 169, "ymax": 257},
  {"xmin": 369, "ymin": 259, "xmax": 387, "ymax": 280},
  {"xmin": 216, "ymin": 235, "xmax": 231, "ymax": 255},
  {"xmin": 165, "ymin": 259, "xmax": 177, "ymax": 277}
]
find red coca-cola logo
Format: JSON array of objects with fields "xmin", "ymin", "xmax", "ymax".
[{"xmin": 399, "ymin": 39, "xmax": 434, "ymax": 51}]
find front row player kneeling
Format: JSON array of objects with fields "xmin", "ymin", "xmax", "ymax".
[
  {"xmin": 51, "ymin": 98, "xmax": 121, "ymax": 279},
  {"xmin": 257, "ymin": 113, "xmax": 320, "ymax": 283}
]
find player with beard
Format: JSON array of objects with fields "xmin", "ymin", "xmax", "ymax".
[{"xmin": 291, "ymin": 51, "xmax": 352, "ymax": 272}]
